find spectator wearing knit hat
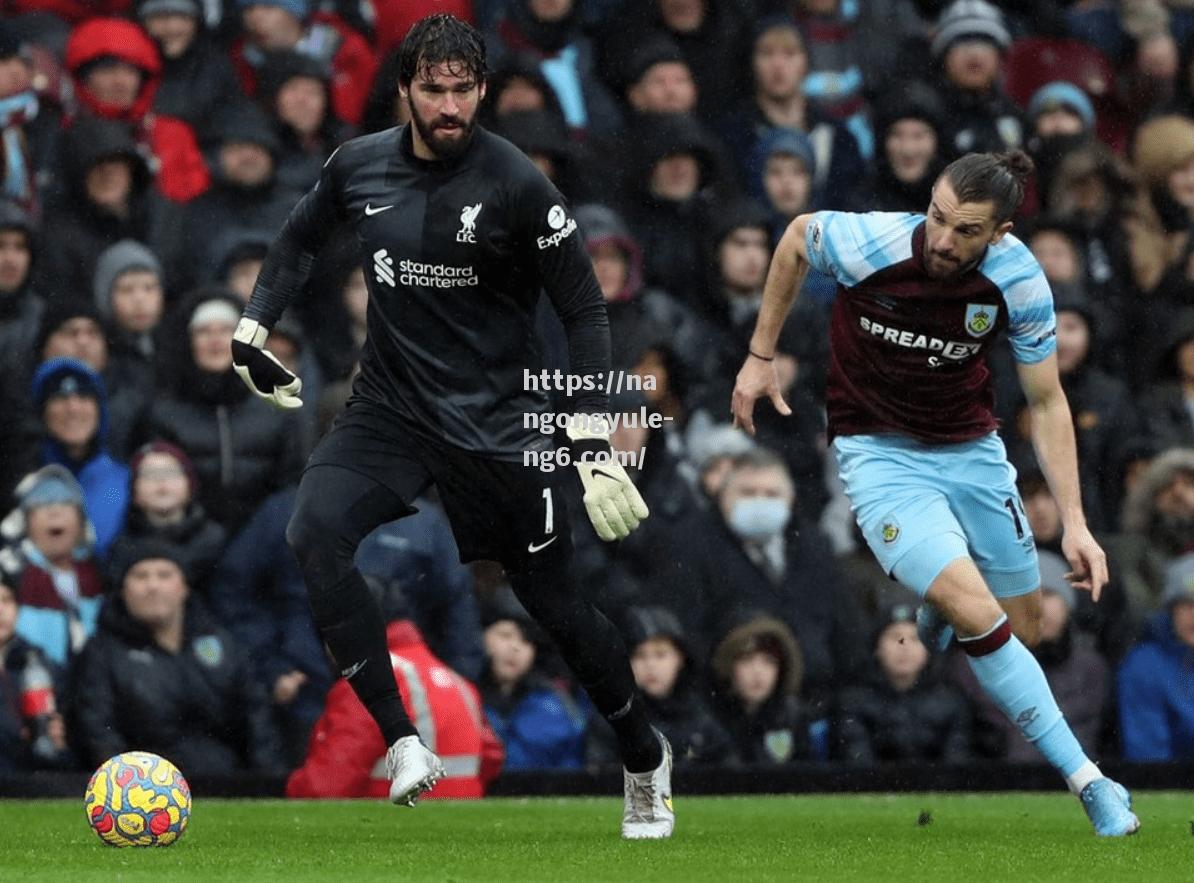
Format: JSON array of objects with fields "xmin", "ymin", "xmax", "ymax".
[
  {"xmin": 143, "ymin": 288, "xmax": 305, "ymax": 533},
  {"xmin": 1025, "ymin": 81, "xmax": 1097, "ymax": 215},
  {"xmin": 0, "ymin": 465, "xmax": 103, "ymax": 667},
  {"xmin": 836, "ymin": 603, "xmax": 971, "ymax": 765},
  {"xmin": 929, "ymin": 0, "xmax": 1023, "ymax": 159},
  {"xmin": 105, "ymin": 441, "xmax": 226, "ymax": 596},
  {"xmin": 70, "ymin": 540, "xmax": 286, "ymax": 775},
  {"xmin": 231, "ymin": 0, "xmax": 378, "ymax": 127},
  {"xmin": 1117, "ymin": 551, "xmax": 1194, "ymax": 761},
  {"xmin": 30, "ymin": 357, "xmax": 129, "ymax": 557},
  {"xmin": 136, "ymin": 0, "xmax": 243, "ymax": 133}
]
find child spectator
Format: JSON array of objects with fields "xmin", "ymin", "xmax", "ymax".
[
  {"xmin": 591, "ymin": 606, "xmax": 731, "ymax": 766},
  {"xmin": 479, "ymin": 589, "xmax": 587, "ymax": 771},
  {"xmin": 712, "ymin": 615, "xmax": 811, "ymax": 765},
  {"xmin": 835, "ymin": 604, "xmax": 971, "ymax": 765},
  {"xmin": 70, "ymin": 542, "xmax": 285, "ymax": 775},
  {"xmin": 106, "ymin": 441, "xmax": 226, "ymax": 595},
  {"xmin": 0, "ymin": 465, "xmax": 103, "ymax": 667}
]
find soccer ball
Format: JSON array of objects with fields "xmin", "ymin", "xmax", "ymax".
[{"xmin": 84, "ymin": 751, "xmax": 191, "ymax": 847}]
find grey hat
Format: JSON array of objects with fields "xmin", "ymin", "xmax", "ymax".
[
  {"xmin": 93, "ymin": 240, "xmax": 162, "ymax": 318},
  {"xmin": 686, "ymin": 422, "xmax": 756, "ymax": 471},
  {"xmin": 1037, "ymin": 550, "xmax": 1075, "ymax": 611},
  {"xmin": 138, "ymin": 0, "xmax": 202, "ymax": 18},
  {"xmin": 931, "ymin": 0, "xmax": 1011, "ymax": 58},
  {"xmin": 1163, "ymin": 552, "xmax": 1194, "ymax": 606}
]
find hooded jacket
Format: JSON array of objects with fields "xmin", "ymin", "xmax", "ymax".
[
  {"xmin": 30, "ymin": 358, "xmax": 130, "ymax": 557},
  {"xmin": 144, "ymin": 289, "xmax": 305, "ymax": 532},
  {"xmin": 0, "ymin": 201, "xmax": 44, "ymax": 365},
  {"xmin": 69, "ymin": 592, "xmax": 286, "ymax": 774},
  {"xmin": 1118, "ymin": 610, "xmax": 1194, "ymax": 761},
  {"xmin": 288, "ymin": 620, "xmax": 503, "ymax": 798},
  {"xmin": 64, "ymin": 18, "xmax": 209, "ymax": 202},
  {"xmin": 869, "ymin": 82, "xmax": 948, "ymax": 213}
]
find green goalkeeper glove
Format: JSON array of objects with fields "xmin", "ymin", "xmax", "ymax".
[{"xmin": 565, "ymin": 418, "xmax": 649, "ymax": 541}]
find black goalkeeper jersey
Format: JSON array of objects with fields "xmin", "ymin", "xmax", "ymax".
[{"xmin": 244, "ymin": 123, "xmax": 609, "ymax": 460}]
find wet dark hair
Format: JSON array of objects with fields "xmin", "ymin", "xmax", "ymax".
[
  {"xmin": 398, "ymin": 13, "xmax": 486, "ymax": 89},
  {"xmin": 940, "ymin": 149, "xmax": 1035, "ymax": 224}
]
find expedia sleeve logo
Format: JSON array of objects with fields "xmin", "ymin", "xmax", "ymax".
[{"xmin": 538, "ymin": 204, "xmax": 577, "ymax": 249}]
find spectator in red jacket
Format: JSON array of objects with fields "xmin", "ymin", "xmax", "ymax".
[
  {"xmin": 231, "ymin": 0, "xmax": 377, "ymax": 127},
  {"xmin": 287, "ymin": 618, "xmax": 503, "ymax": 799},
  {"xmin": 63, "ymin": 17, "xmax": 209, "ymax": 203}
]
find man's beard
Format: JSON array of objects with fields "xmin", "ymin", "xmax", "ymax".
[
  {"xmin": 408, "ymin": 97, "xmax": 477, "ymax": 161},
  {"xmin": 923, "ymin": 243, "xmax": 981, "ymax": 280}
]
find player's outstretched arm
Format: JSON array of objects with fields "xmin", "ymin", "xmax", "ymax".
[
  {"xmin": 731, "ymin": 214, "xmax": 811, "ymax": 435},
  {"xmin": 1016, "ymin": 354, "xmax": 1108, "ymax": 601}
]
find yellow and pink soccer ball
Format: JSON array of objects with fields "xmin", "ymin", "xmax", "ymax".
[{"xmin": 84, "ymin": 751, "xmax": 191, "ymax": 847}]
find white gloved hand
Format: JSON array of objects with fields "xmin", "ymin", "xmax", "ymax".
[
  {"xmin": 566, "ymin": 416, "xmax": 649, "ymax": 541},
  {"xmin": 231, "ymin": 317, "xmax": 303, "ymax": 410}
]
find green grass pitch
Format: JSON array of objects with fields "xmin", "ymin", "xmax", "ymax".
[{"xmin": 1, "ymin": 793, "xmax": 1190, "ymax": 882}]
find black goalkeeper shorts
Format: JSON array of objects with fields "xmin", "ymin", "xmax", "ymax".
[{"xmin": 303, "ymin": 401, "xmax": 571, "ymax": 567}]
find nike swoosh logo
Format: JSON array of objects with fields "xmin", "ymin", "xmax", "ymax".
[
  {"xmin": 591, "ymin": 469, "xmax": 621, "ymax": 483},
  {"xmin": 365, "ymin": 203, "xmax": 394, "ymax": 216},
  {"xmin": 341, "ymin": 659, "xmax": 368, "ymax": 679},
  {"xmin": 527, "ymin": 536, "xmax": 559, "ymax": 553}
]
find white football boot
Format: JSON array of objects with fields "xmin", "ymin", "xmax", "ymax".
[
  {"xmin": 621, "ymin": 731, "xmax": 675, "ymax": 839},
  {"xmin": 385, "ymin": 735, "xmax": 445, "ymax": 807}
]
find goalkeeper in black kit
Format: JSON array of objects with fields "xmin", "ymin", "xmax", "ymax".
[{"xmin": 229, "ymin": 14, "xmax": 673, "ymax": 838}]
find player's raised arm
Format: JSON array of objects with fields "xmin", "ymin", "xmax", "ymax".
[
  {"xmin": 731, "ymin": 213, "xmax": 811, "ymax": 435},
  {"xmin": 1016, "ymin": 355, "xmax": 1108, "ymax": 601},
  {"xmin": 231, "ymin": 148, "xmax": 347, "ymax": 410}
]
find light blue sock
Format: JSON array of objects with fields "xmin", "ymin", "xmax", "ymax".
[{"xmin": 963, "ymin": 621, "xmax": 1088, "ymax": 778}]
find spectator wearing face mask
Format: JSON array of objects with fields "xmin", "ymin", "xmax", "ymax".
[
  {"xmin": 647, "ymin": 448, "xmax": 864, "ymax": 713},
  {"xmin": 1024, "ymin": 82, "xmax": 1097, "ymax": 217}
]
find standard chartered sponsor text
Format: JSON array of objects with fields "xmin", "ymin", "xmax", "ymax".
[{"xmin": 399, "ymin": 259, "xmax": 479, "ymax": 288}]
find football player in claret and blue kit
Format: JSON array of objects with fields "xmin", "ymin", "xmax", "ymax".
[{"xmin": 732, "ymin": 149, "xmax": 1139, "ymax": 837}]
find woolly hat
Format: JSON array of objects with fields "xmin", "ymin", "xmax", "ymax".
[
  {"xmin": 138, "ymin": 0, "xmax": 202, "ymax": 18},
  {"xmin": 237, "ymin": 0, "xmax": 309, "ymax": 20},
  {"xmin": 34, "ymin": 299, "xmax": 104, "ymax": 360},
  {"xmin": 931, "ymin": 0, "xmax": 1011, "ymax": 58},
  {"xmin": 92, "ymin": 240, "xmax": 162, "ymax": 319},
  {"xmin": 1027, "ymin": 81, "xmax": 1096, "ymax": 132},
  {"xmin": 626, "ymin": 34, "xmax": 688, "ymax": 89},
  {"xmin": 1133, "ymin": 115, "xmax": 1194, "ymax": 190},
  {"xmin": 130, "ymin": 440, "xmax": 199, "ymax": 497},
  {"xmin": 31, "ymin": 357, "xmax": 105, "ymax": 411},
  {"xmin": 111, "ymin": 536, "xmax": 190, "ymax": 590}
]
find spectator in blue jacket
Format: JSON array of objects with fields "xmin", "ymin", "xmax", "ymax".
[
  {"xmin": 355, "ymin": 499, "xmax": 483, "ymax": 683},
  {"xmin": 1118, "ymin": 553, "xmax": 1194, "ymax": 761},
  {"xmin": 479, "ymin": 588, "xmax": 587, "ymax": 771},
  {"xmin": 30, "ymin": 357, "xmax": 129, "ymax": 558},
  {"xmin": 206, "ymin": 486, "xmax": 331, "ymax": 764}
]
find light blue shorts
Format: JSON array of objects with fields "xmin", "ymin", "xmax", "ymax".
[{"xmin": 832, "ymin": 432, "xmax": 1039, "ymax": 598}]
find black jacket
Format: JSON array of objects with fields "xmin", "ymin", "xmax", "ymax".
[
  {"xmin": 834, "ymin": 673, "xmax": 972, "ymax": 765},
  {"xmin": 588, "ymin": 684, "xmax": 734, "ymax": 767},
  {"xmin": 69, "ymin": 595, "xmax": 285, "ymax": 775},
  {"xmin": 715, "ymin": 693, "xmax": 812, "ymax": 766}
]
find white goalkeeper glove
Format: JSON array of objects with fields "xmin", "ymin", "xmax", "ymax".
[
  {"xmin": 231, "ymin": 317, "xmax": 303, "ymax": 410},
  {"xmin": 566, "ymin": 417, "xmax": 649, "ymax": 541}
]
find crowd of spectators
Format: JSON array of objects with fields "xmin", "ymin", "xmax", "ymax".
[{"xmin": 3, "ymin": 0, "xmax": 1194, "ymax": 789}]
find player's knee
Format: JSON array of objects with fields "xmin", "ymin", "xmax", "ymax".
[{"xmin": 925, "ymin": 560, "xmax": 1004, "ymax": 638}]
